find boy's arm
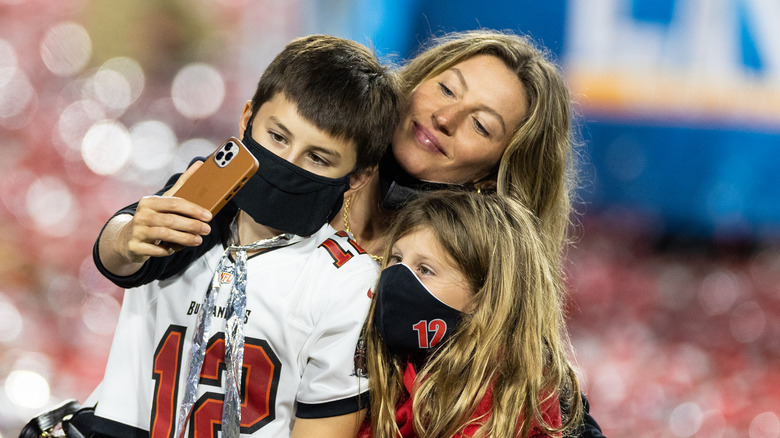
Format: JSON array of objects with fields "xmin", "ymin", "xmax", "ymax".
[
  {"xmin": 94, "ymin": 159, "xmax": 235, "ymax": 288},
  {"xmin": 97, "ymin": 161, "xmax": 213, "ymax": 277},
  {"xmin": 291, "ymin": 410, "xmax": 366, "ymax": 438}
]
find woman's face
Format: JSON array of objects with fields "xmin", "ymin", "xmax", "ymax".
[{"xmin": 392, "ymin": 54, "xmax": 527, "ymax": 184}]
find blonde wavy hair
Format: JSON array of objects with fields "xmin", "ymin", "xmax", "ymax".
[
  {"xmin": 364, "ymin": 191, "xmax": 583, "ymax": 438},
  {"xmin": 398, "ymin": 30, "xmax": 579, "ymax": 260}
]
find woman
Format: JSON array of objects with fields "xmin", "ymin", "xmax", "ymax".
[
  {"xmin": 96, "ymin": 30, "xmax": 603, "ymax": 437},
  {"xmin": 331, "ymin": 30, "xmax": 576, "ymax": 265},
  {"xmin": 359, "ymin": 190, "xmax": 581, "ymax": 437}
]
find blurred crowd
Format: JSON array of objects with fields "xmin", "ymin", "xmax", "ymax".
[
  {"xmin": 567, "ymin": 210, "xmax": 780, "ymax": 436},
  {"xmin": 0, "ymin": 0, "xmax": 251, "ymax": 432},
  {"xmin": 0, "ymin": 0, "xmax": 778, "ymax": 437}
]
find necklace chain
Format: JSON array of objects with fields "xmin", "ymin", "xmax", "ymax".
[{"xmin": 343, "ymin": 196, "xmax": 383, "ymax": 262}]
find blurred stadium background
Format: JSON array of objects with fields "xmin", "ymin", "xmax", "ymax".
[{"xmin": 1, "ymin": 0, "xmax": 779, "ymax": 436}]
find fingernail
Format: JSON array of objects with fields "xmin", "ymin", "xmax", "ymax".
[
  {"xmin": 203, "ymin": 211, "xmax": 212, "ymax": 221},
  {"xmin": 202, "ymin": 224, "xmax": 211, "ymax": 235}
]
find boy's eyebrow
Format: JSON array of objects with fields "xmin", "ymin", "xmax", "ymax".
[
  {"xmin": 270, "ymin": 116, "xmax": 293, "ymax": 138},
  {"xmin": 450, "ymin": 67, "xmax": 507, "ymax": 135},
  {"xmin": 270, "ymin": 116, "xmax": 342, "ymax": 161},
  {"xmin": 308, "ymin": 145, "xmax": 342, "ymax": 161}
]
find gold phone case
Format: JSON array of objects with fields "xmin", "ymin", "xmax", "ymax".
[{"xmin": 171, "ymin": 137, "xmax": 259, "ymax": 216}]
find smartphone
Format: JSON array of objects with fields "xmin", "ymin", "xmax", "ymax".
[{"xmin": 171, "ymin": 137, "xmax": 259, "ymax": 217}]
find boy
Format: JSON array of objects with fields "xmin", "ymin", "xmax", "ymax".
[{"xmin": 89, "ymin": 35, "xmax": 400, "ymax": 437}]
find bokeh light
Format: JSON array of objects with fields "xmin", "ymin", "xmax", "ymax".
[
  {"xmin": 4, "ymin": 370, "xmax": 50, "ymax": 409},
  {"xmin": 46, "ymin": 273, "xmax": 86, "ymax": 318},
  {"xmin": 750, "ymin": 412, "xmax": 780, "ymax": 438},
  {"xmin": 24, "ymin": 176, "xmax": 81, "ymax": 237},
  {"xmin": 0, "ymin": 38, "xmax": 18, "ymax": 88},
  {"xmin": 0, "ymin": 70, "xmax": 36, "ymax": 128},
  {"xmin": 669, "ymin": 402, "xmax": 704, "ymax": 437},
  {"xmin": 0, "ymin": 294, "xmax": 22, "ymax": 343},
  {"xmin": 91, "ymin": 68, "xmax": 132, "ymax": 113},
  {"xmin": 39, "ymin": 22, "xmax": 92, "ymax": 77},
  {"xmin": 750, "ymin": 247, "xmax": 780, "ymax": 294},
  {"xmin": 698, "ymin": 269, "xmax": 740, "ymax": 316},
  {"xmin": 57, "ymin": 99, "xmax": 106, "ymax": 153},
  {"xmin": 730, "ymin": 301, "xmax": 766, "ymax": 343},
  {"xmin": 81, "ymin": 294, "xmax": 120, "ymax": 335},
  {"xmin": 80, "ymin": 120, "xmax": 132, "ymax": 175},
  {"xmin": 129, "ymin": 120, "xmax": 177, "ymax": 172},
  {"xmin": 175, "ymin": 138, "xmax": 218, "ymax": 170},
  {"xmin": 171, "ymin": 63, "xmax": 225, "ymax": 119},
  {"xmin": 100, "ymin": 57, "xmax": 145, "ymax": 104}
]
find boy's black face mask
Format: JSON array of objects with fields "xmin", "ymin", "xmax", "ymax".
[{"xmin": 232, "ymin": 120, "xmax": 351, "ymax": 237}]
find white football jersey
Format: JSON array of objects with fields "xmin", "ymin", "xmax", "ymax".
[{"xmin": 92, "ymin": 225, "xmax": 377, "ymax": 437}]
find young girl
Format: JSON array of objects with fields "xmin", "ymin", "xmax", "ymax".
[{"xmin": 360, "ymin": 191, "xmax": 583, "ymax": 438}]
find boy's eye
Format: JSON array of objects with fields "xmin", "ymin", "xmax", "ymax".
[
  {"xmin": 269, "ymin": 131, "xmax": 287, "ymax": 144},
  {"xmin": 387, "ymin": 254, "xmax": 402, "ymax": 265},
  {"xmin": 438, "ymin": 82, "xmax": 454, "ymax": 97},
  {"xmin": 307, "ymin": 152, "xmax": 330, "ymax": 166}
]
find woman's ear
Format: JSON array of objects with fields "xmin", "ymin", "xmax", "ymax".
[{"xmin": 348, "ymin": 165, "xmax": 377, "ymax": 193}]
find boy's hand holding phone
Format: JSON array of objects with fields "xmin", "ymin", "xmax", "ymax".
[
  {"xmin": 114, "ymin": 161, "xmax": 214, "ymax": 264},
  {"xmin": 100, "ymin": 138, "xmax": 257, "ymax": 277}
]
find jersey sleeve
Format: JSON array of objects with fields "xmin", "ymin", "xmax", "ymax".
[
  {"xmin": 92, "ymin": 160, "xmax": 233, "ymax": 288},
  {"xmin": 295, "ymin": 256, "xmax": 378, "ymax": 419},
  {"xmin": 92, "ymin": 286, "xmax": 157, "ymax": 434}
]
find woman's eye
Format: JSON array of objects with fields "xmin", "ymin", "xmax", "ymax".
[
  {"xmin": 438, "ymin": 82, "xmax": 454, "ymax": 97},
  {"xmin": 473, "ymin": 118, "xmax": 490, "ymax": 137}
]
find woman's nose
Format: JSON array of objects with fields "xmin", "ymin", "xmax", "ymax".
[{"xmin": 432, "ymin": 104, "xmax": 460, "ymax": 136}]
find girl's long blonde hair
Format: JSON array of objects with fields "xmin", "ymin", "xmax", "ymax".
[
  {"xmin": 398, "ymin": 30, "xmax": 579, "ymax": 261},
  {"xmin": 364, "ymin": 191, "xmax": 583, "ymax": 438}
]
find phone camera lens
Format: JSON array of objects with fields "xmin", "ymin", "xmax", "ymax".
[
  {"xmin": 216, "ymin": 151, "xmax": 224, "ymax": 160},
  {"xmin": 225, "ymin": 152, "xmax": 234, "ymax": 161},
  {"xmin": 225, "ymin": 143, "xmax": 233, "ymax": 151}
]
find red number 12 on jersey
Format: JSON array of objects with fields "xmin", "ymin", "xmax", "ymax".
[{"xmin": 150, "ymin": 325, "xmax": 282, "ymax": 437}]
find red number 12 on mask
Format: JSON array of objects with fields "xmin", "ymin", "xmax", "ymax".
[{"xmin": 412, "ymin": 319, "xmax": 448, "ymax": 348}]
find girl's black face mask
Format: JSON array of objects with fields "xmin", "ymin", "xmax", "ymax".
[
  {"xmin": 232, "ymin": 120, "xmax": 351, "ymax": 236},
  {"xmin": 373, "ymin": 264, "xmax": 464, "ymax": 362}
]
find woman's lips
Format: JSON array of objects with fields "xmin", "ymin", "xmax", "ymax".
[{"xmin": 412, "ymin": 122, "xmax": 446, "ymax": 156}]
